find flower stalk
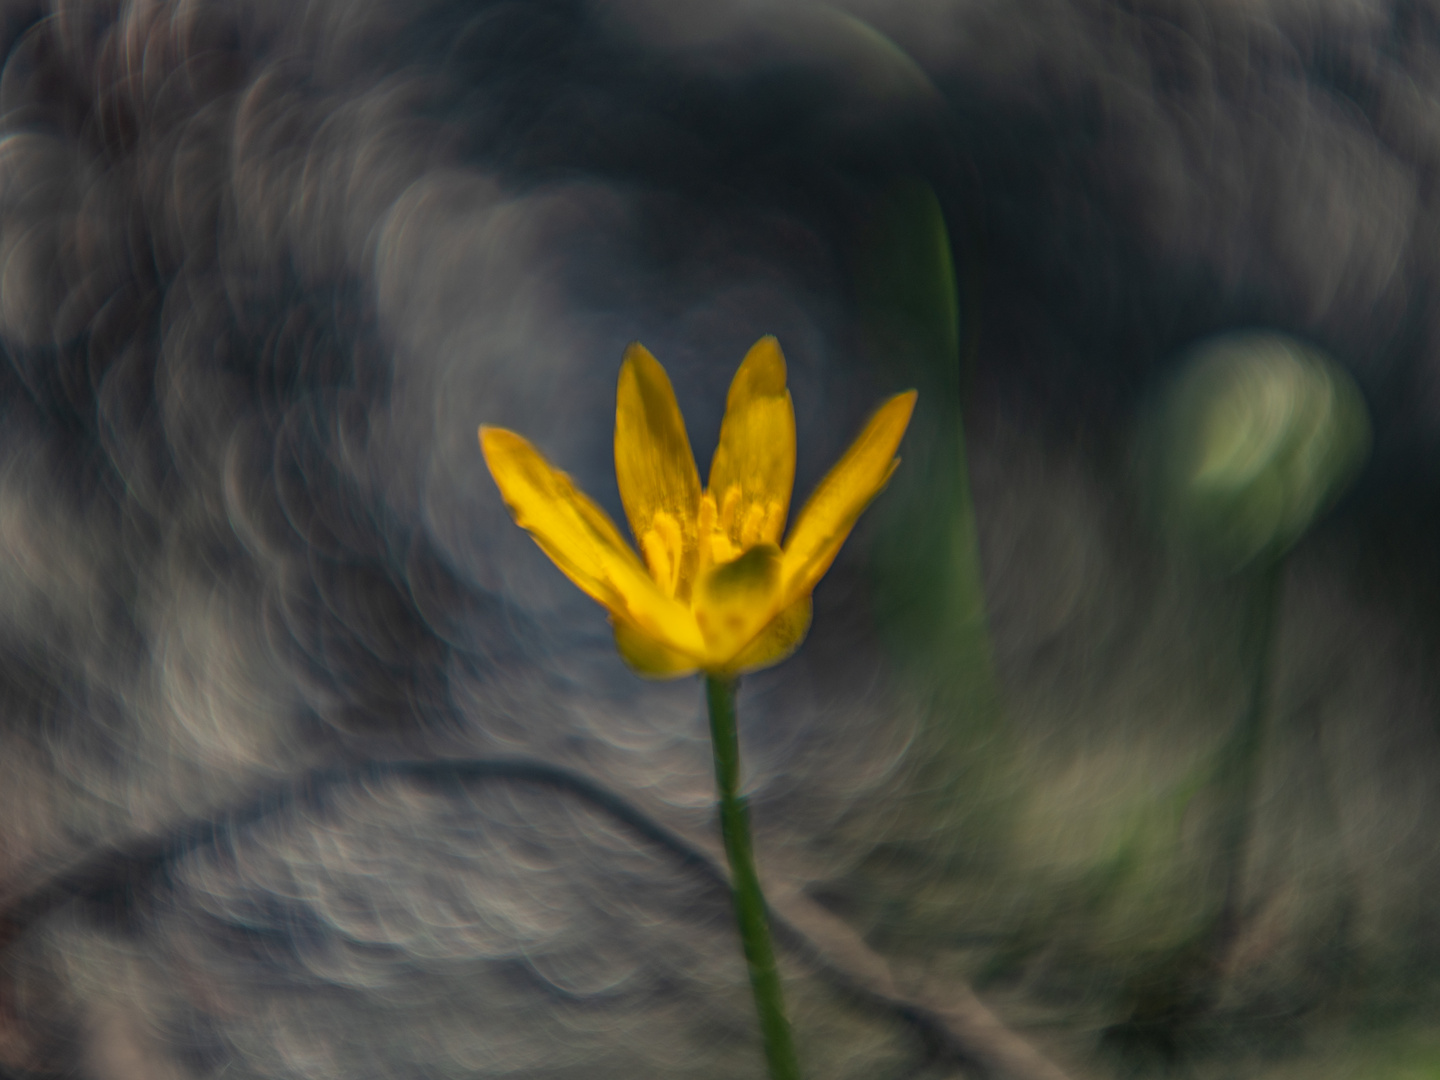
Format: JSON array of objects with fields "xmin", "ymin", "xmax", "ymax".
[
  {"xmin": 480, "ymin": 337, "xmax": 913, "ymax": 1079},
  {"xmin": 705, "ymin": 675, "xmax": 801, "ymax": 1080},
  {"xmin": 1209, "ymin": 559, "xmax": 1284, "ymax": 960}
]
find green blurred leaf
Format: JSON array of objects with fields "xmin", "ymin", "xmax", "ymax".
[
  {"xmin": 850, "ymin": 179, "xmax": 1011, "ymax": 874},
  {"xmin": 858, "ymin": 180, "xmax": 991, "ymax": 695}
]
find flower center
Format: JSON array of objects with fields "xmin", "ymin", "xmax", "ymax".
[{"xmin": 694, "ymin": 486, "xmax": 786, "ymax": 589}]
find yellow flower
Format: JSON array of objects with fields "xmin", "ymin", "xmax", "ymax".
[{"xmin": 479, "ymin": 336, "xmax": 916, "ymax": 678}]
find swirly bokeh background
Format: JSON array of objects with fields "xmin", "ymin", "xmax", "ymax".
[{"xmin": 0, "ymin": 1, "xmax": 1435, "ymax": 1077}]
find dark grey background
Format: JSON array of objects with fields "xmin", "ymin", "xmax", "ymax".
[{"xmin": 0, "ymin": 1, "xmax": 1433, "ymax": 1077}]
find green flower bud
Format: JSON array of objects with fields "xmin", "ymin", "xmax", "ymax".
[{"xmin": 1140, "ymin": 332, "xmax": 1371, "ymax": 572}]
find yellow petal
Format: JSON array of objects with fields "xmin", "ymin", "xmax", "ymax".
[
  {"xmin": 479, "ymin": 426, "xmax": 706, "ymax": 657},
  {"xmin": 725, "ymin": 595, "xmax": 812, "ymax": 675},
  {"xmin": 707, "ymin": 336, "xmax": 796, "ymax": 548},
  {"xmin": 612, "ymin": 618, "xmax": 700, "ymax": 679},
  {"xmin": 615, "ymin": 343, "xmax": 702, "ymax": 586},
  {"xmin": 693, "ymin": 542, "xmax": 784, "ymax": 664},
  {"xmin": 780, "ymin": 390, "xmax": 917, "ymax": 603}
]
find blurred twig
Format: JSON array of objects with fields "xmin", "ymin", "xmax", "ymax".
[{"xmin": 764, "ymin": 884, "xmax": 1077, "ymax": 1080}]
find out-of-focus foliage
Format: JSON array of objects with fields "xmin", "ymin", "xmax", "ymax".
[
  {"xmin": 845, "ymin": 179, "xmax": 1021, "ymax": 907},
  {"xmin": 861, "ymin": 181, "xmax": 977, "ymax": 665}
]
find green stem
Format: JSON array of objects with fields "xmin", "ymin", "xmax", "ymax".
[
  {"xmin": 1212, "ymin": 558, "xmax": 1285, "ymax": 955},
  {"xmin": 705, "ymin": 675, "xmax": 802, "ymax": 1080}
]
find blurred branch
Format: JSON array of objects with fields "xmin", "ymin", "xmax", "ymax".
[
  {"xmin": 0, "ymin": 755, "xmax": 1077, "ymax": 1080},
  {"xmin": 764, "ymin": 885, "xmax": 1078, "ymax": 1080}
]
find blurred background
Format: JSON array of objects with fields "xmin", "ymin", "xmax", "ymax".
[{"xmin": 0, "ymin": 0, "xmax": 1434, "ymax": 1076}]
